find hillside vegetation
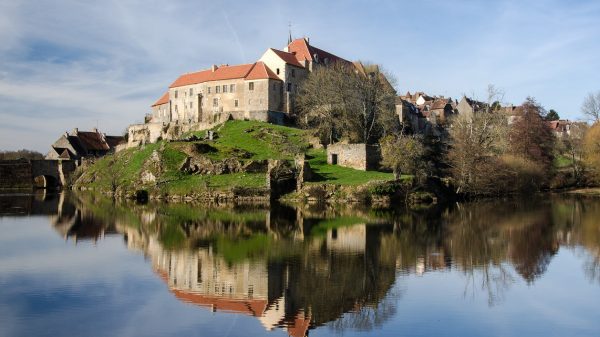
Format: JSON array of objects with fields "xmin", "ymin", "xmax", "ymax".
[{"xmin": 74, "ymin": 120, "xmax": 395, "ymax": 198}]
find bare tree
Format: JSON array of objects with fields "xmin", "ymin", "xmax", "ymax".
[
  {"xmin": 447, "ymin": 86, "xmax": 509, "ymax": 194},
  {"xmin": 296, "ymin": 62, "xmax": 398, "ymax": 145},
  {"xmin": 380, "ymin": 134, "xmax": 425, "ymax": 180},
  {"xmin": 582, "ymin": 91, "xmax": 600, "ymax": 122}
]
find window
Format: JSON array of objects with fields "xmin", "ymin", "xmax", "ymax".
[
  {"xmin": 223, "ymin": 85, "xmax": 228, "ymax": 93},
  {"xmin": 234, "ymin": 99, "xmax": 239, "ymax": 108},
  {"xmin": 248, "ymin": 82, "xmax": 254, "ymax": 91},
  {"xmin": 174, "ymin": 90, "xmax": 178, "ymax": 99},
  {"xmin": 213, "ymin": 98, "xmax": 218, "ymax": 107},
  {"xmin": 189, "ymin": 88, "xmax": 193, "ymax": 96},
  {"xmin": 291, "ymin": 69, "xmax": 296, "ymax": 77},
  {"xmin": 276, "ymin": 68, "xmax": 280, "ymax": 75},
  {"xmin": 287, "ymin": 83, "xmax": 292, "ymax": 92},
  {"xmin": 208, "ymin": 87, "xmax": 211, "ymax": 94},
  {"xmin": 230, "ymin": 84, "xmax": 235, "ymax": 92},
  {"xmin": 216, "ymin": 85, "xmax": 220, "ymax": 93}
]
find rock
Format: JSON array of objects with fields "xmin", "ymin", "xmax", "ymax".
[{"xmin": 140, "ymin": 170, "xmax": 156, "ymax": 184}]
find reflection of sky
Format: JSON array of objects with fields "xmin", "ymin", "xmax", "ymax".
[{"xmin": 1, "ymin": 216, "xmax": 600, "ymax": 337}]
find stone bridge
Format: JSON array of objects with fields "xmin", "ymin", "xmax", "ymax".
[{"xmin": 0, "ymin": 159, "xmax": 77, "ymax": 190}]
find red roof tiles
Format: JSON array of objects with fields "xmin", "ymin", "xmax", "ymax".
[
  {"xmin": 151, "ymin": 91, "xmax": 169, "ymax": 107},
  {"xmin": 287, "ymin": 38, "xmax": 350, "ymax": 65},
  {"xmin": 245, "ymin": 61, "xmax": 281, "ymax": 81},
  {"xmin": 169, "ymin": 63, "xmax": 256, "ymax": 88},
  {"xmin": 269, "ymin": 48, "xmax": 305, "ymax": 68}
]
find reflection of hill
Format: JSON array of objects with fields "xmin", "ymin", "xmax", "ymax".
[{"xmin": 8, "ymin": 192, "xmax": 600, "ymax": 333}]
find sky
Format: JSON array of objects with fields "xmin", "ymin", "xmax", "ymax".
[{"xmin": 1, "ymin": 0, "xmax": 599, "ymax": 152}]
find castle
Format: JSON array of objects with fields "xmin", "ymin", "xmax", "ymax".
[{"xmin": 127, "ymin": 37, "xmax": 351, "ymax": 148}]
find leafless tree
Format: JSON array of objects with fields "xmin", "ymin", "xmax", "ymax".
[
  {"xmin": 296, "ymin": 62, "xmax": 398, "ymax": 145},
  {"xmin": 582, "ymin": 91, "xmax": 600, "ymax": 122}
]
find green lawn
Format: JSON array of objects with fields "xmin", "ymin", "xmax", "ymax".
[
  {"xmin": 77, "ymin": 120, "xmax": 400, "ymax": 193},
  {"xmin": 206, "ymin": 120, "xmax": 308, "ymax": 160},
  {"xmin": 306, "ymin": 149, "xmax": 395, "ymax": 185}
]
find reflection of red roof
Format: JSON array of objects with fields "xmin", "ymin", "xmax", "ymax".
[
  {"xmin": 172, "ymin": 290, "xmax": 268, "ymax": 317},
  {"xmin": 151, "ymin": 91, "xmax": 169, "ymax": 107},
  {"xmin": 287, "ymin": 38, "xmax": 350, "ymax": 65},
  {"xmin": 288, "ymin": 313, "xmax": 311, "ymax": 337},
  {"xmin": 169, "ymin": 64, "xmax": 255, "ymax": 88},
  {"xmin": 246, "ymin": 61, "xmax": 281, "ymax": 81},
  {"xmin": 269, "ymin": 48, "xmax": 305, "ymax": 68},
  {"xmin": 154, "ymin": 268, "xmax": 268, "ymax": 317}
]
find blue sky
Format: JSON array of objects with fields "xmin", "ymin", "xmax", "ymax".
[{"xmin": 1, "ymin": 0, "xmax": 599, "ymax": 152}]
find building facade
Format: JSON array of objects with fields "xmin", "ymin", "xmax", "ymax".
[{"xmin": 128, "ymin": 38, "xmax": 351, "ymax": 147}]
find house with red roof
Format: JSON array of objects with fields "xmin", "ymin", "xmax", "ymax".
[{"xmin": 128, "ymin": 37, "xmax": 354, "ymax": 147}]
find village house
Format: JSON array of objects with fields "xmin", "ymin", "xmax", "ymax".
[
  {"xmin": 547, "ymin": 120, "xmax": 574, "ymax": 138},
  {"xmin": 128, "ymin": 37, "xmax": 352, "ymax": 147},
  {"xmin": 46, "ymin": 128, "xmax": 125, "ymax": 160}
]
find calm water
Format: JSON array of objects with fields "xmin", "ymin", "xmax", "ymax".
[{"xmin": 1, "ymin": 193, "xmax": 599, "ymax": 337}]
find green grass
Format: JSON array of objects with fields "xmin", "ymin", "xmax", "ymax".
[
  {"xmin": 157, "ymin": 172, "xmax": 266, "ymax": 194},
  {"xmin": 554, "ymin": 155, "xmax": 573, "ymax": 169},
  {"xmin": 207, "ymin": 120, "xmax": 309, "ymax": 160},
  {"xmin": 77, "ymin": 120, "xmax": 399, "ymax": 194},
  {"xmin": 306, "ymin": 149, "xmax": 395, "ymax": 185}
]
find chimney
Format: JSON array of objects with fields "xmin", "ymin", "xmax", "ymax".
[
  {"xmin": 92, "ymin": 127, "xmax": 98, "ymax": 133},
  {"xmin": 71, "ymin": 128, "xmax": 78, "ymax": 135},
  {"xmin": 211, "ymin": 64, "xmax": 218, "ymax": 72}
]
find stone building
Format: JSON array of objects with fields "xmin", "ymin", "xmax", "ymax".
[
  {"xmin": 326, "ymin": 143, "xmax": 381, "ymax": 171},
  {"xmin": 128, "ymin": 37, "xmax": 351, "ymax": 147},
  {"xmin": 46, "ymin": 128, "xmax": 125, "ymax": 160}
]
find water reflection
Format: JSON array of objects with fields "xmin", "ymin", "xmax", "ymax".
[{"xmin": 1, "ymin": 192, "xmax": 600, "ymax": 336}]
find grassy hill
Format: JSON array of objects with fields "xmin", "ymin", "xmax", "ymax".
[{"xmin": 74, "ymin": 120, "xmax": 395, "ymax": 197}]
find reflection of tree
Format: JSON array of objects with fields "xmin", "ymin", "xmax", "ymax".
[
  {"xmin": 328, "ymin": 293, "xmax": 398, "ymax": 331},
  {"xmin": 20, "ymin": 191, "xmax": 600, "ymax": 334},
  {"xmin": 444, "ymin": 199, "xmax": 560, "ymax": 303}
]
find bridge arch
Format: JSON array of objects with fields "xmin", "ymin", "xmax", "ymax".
[{"xmin": 33, "ymin": 175, "xmax": 59, "ymax": 189}]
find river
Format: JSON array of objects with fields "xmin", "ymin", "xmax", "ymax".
[{"xmin": 0, "ymin": 192, "xmax": 599, "ymax": 337}]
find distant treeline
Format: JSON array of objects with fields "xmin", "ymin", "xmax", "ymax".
[{"xmin": 0, "ymin": 149, "xmax": 44, "ymax": 160}]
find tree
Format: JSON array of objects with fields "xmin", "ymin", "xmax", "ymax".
[
  {"xmin": 380, "ymin": 134, "xmax": 425, "ymax": 180},
  {"xmin": 583, "ymin": 122, "xmax": 600, "ymax": 183},
  {"xmin": 509, "ymin": 97, "xmax": 555, "ymax": 170},
  {"xmin": 558, "ymin": 122, "xmax": 588, "ymax": 180},
  {"xmin": 446, "ymin": 86, "xmax": 509, "ymax": 194},
  {"xmin": 582, "ymin": 91, "xmax": 600, "ymax": 122},
  {"xmin": 545, "ymin": 109, "xmax": 560, "ymax": 121},
  {"xmin": 0, "ymin": 149, "xmax": 44, "ymax": 160},
  {"xmin": 296, "ymin": 62, "xmax": 398, "ymax": 145}
]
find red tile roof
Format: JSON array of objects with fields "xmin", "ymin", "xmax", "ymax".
[
  {"xmin": 287, "ymin": 38, "xmax": 350, "ymax": 65},
  {"xmin": 169, "ymin": 63, "xmax": 255, "ymax": 88},
  {"xmin": 245, "ymin": 61, "xmax": 281, "ymax": 80},
  {"xmin": 77, "ymin": 131, "xmax": 110, "ymax": 151},
  {"xmin": 269, "ymin": 48, "xmax": 304, "ymax": 68},
  {"xmin": 151, "ymin": 91, "xmax": 169, "ymax": 107}
]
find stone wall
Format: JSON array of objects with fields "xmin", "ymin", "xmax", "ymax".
[
  {"xmin": 326, "ymin": 143, "xmax": 381, "ymax": 171},
  {"xmin": 0, "ymin": 159, "xmax": 32, "ymax": 189},
  {"xmin": 0, "ymin": 159, "xmax": 77, "ymax": 189}
]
